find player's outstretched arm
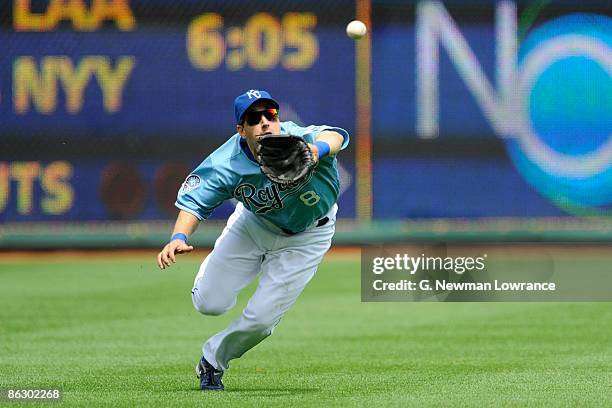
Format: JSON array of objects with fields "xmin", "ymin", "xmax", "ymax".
[
  {"xmin": 157, "ymin": 210, "xmax": 199, "ymax": 269},
  {"xmin": 310, "ymin": 130, "xmax": 344, "ymax": 161}
]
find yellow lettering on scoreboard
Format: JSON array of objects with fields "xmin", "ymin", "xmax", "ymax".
[
  {"xmin": 282, "ymin": 13, "xmax": 318, "ymax": 70},
  {"xmin": 187, "ymin": 13, "xmax": 225, "ymax": 71},
  {"xmin": 244, "ymin": 13, "xmax": 282, "ymax": 71},
  {"xmin": 56, "ymin": 57, "xmax": 96, "ymax": 113},
  {"xmin": 14, "ymin": 0, "xmax": 136, "ymax": 32},
  {"xmin": 41, "ymin": 161, "xmax": 74, "ymax": 215},
  {"xmin": 93, "ymin": 56, "xmax": 135, "ymax": 113},
  {"xmin": 10, "ymin": 162, "xmax": 41, "ymax": 215},
  {"xmin": 13, "ymin": 56, "xmax": 135, "ymax": 114},
  {"xmin": 0, "ymin": 161, "xmax": 74, "ymax": 215},
  {"xmin": 0, "ymin": 163, "xmax": 8, "ymax": 212},
  {"xmin": 13, "ymin": 56, "xmax": 58, "ymax": 114},
  {"xmin": 187, "ymin": 12, "xmax": 319, "ymax": 72}
]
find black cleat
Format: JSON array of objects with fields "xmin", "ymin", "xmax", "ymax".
[{"xmin": 196, "ymin": 356, "xmax": 224, "ymax": 391}]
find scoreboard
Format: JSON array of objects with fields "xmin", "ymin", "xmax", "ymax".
[
  {"xmin": 1, "ymin": 0, "xmax": 609, "ymax": 224},
  {"xmin": 0, "ymin": 0, "xmax": 357, "ymax": 222},
  {"xmin": 1, "ymin": 1, "xmax": 356, "ymax": 141}
]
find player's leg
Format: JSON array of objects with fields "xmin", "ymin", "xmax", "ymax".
[
  {"xmin": 191, "ymin": 203, "xmax": 265, "ymax": 317},
  {"xmin": 194, "ymin": 203, "xmax": 280, "ymax": 390},
  {"xmin": 202, "ymin": 214, "xmax": 336, "ymax": 370}
]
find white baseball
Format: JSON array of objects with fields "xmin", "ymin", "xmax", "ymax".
[{"xmin": 346, "ymin": 20, "xmax": 367, "ymax": 40}]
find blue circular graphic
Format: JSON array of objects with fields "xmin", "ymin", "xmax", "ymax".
[
  {"xmin": 531, "ymin": 57, "xmax": 610, "ymax": 156},
  {"xmin": 505, "ymin": 14, "xmax": 612, "ymax": 214}
]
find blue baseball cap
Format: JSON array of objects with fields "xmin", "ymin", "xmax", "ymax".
[{"xmin": 234, "ymin": 89, "xmax": 279, "ymax": 123}]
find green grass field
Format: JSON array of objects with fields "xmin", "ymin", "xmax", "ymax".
[{"xmin": 1, "ymin": 251, "xmax": 611, "ymax": 407}]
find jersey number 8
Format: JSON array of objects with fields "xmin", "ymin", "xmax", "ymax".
[{"xmin": 299, "ymin": 191, "xmax": 320, "ymax": 206}]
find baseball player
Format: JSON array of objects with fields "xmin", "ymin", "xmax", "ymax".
[{"xmin": 156, "ymin": 89, "xmax": 349, "ymax": 391}]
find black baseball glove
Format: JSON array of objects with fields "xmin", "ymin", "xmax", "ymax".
[{"xmin": 256, "ymin": 134, "xmax": 316, "ymax": 185}]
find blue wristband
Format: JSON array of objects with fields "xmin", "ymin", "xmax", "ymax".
[
  {"xmin": 314, "ymin": 140, "xmax": 331, "ymax": 158},
  {"xmin": 171, "ymin": 233, "xmax": 188, "ymax": 242}
]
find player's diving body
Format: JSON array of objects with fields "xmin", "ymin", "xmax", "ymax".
[{"xmin": 157, "ymin": 90, "xmax": 349, "ymax": 390}]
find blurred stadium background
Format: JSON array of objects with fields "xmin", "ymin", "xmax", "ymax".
[{"xmin": 0, "ymin": 0, "xmax": 611, "ymax": 248}]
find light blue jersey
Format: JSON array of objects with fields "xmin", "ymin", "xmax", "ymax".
[{"xmin": 176, "ymin": 121, "xmax": 349, "ymax": 233}]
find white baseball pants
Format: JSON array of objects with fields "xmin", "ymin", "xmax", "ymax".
[{"xmin": 191, "ymin": 202, "xmax": 337, "ymax": 370}]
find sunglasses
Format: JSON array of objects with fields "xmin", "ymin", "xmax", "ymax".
[{"xmin": 243, "ymin": 108, "xmax": 279, "ymax": 126}]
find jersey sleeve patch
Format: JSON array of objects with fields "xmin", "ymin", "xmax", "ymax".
[{"xmin": 180, "ymin": 174, "xmax": 201, "ymax": 195}]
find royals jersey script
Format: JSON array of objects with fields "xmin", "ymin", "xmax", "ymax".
[{"xmin": 176, "ymin": 122, "xmax": 349, "ymax": 234}]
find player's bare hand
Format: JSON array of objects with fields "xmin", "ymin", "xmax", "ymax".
[
  {"xmin": 308, "ymin": 143, "xmax": 320, "ymax": 162},
  {"xmin": 157, "ymin": 239, "xmax": 194, "ymax": 269}
]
